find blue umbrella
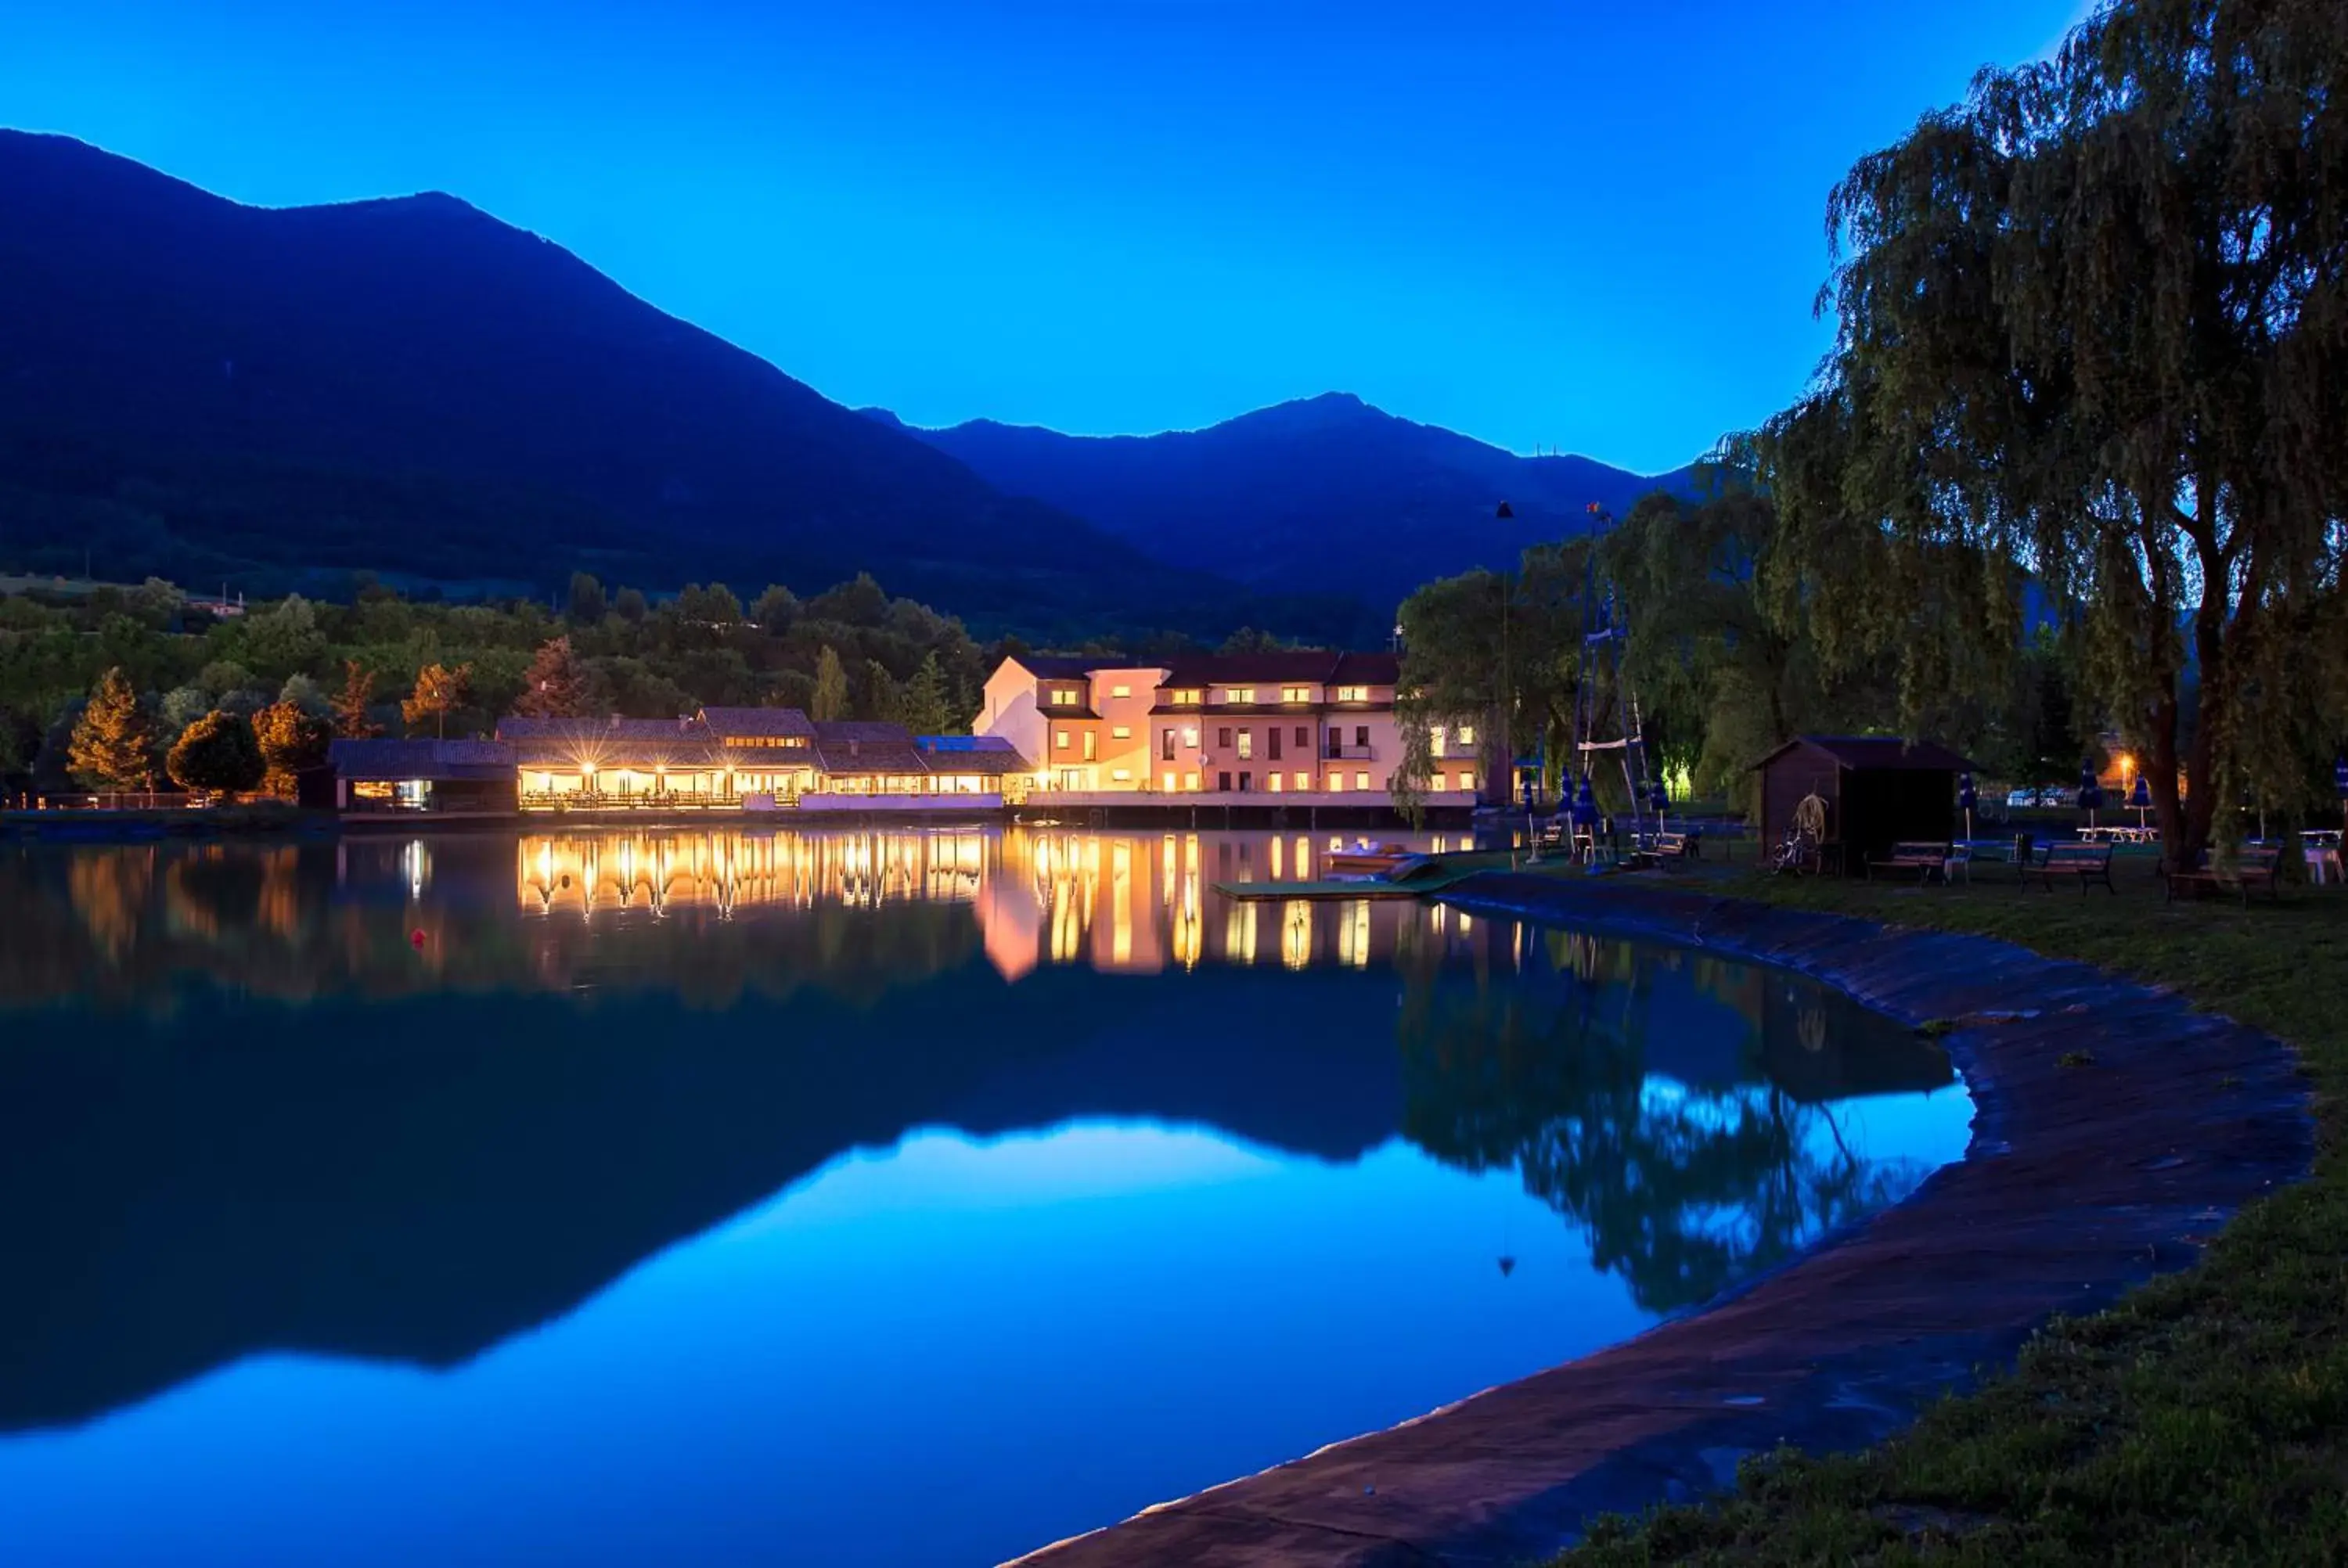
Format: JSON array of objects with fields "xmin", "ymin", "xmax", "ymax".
[
  {"xmin": 2077, "ymin": 761, "xmax": 2104, "ymax": 826},
  {"xmin": 2335, "ymin": 754, "xmax": 2347, "ymax": 800},
  {"xmin": 2127, "ymin": 773, "xmax": 2152, "ymax": 831},
  {"xmin": 1571, "ymin": 775, "xmax": 1600, "ymax": 831},
  {"xmin": 1647, "ymin": 778, "xmax": 1669, "ymax": 817},
  {"xmin": 1957, "ymin": 771, "xmax": 1976, "ymax": 841}
]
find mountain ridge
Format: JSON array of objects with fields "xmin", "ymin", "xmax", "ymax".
[
  {"xmin": 874, "ymin": 393, "xmax": 1699, "ymax": 610},
  {"xmin": 0, "ymin": 130, "xmax": 1292, "ymax": 638}
]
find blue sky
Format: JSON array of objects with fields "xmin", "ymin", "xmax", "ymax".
[{"xmin": 5, "ymin": 0, "xmax": 2085, "ymax": 473}]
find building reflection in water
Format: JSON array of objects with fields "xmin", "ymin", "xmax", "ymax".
[{"xmin": 510, "ymin": 826, "xmax": 1449, "ymax": 981}]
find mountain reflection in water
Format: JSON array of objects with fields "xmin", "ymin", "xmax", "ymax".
[{"xmin": 0, "ymin": 829, "xmax": 1961, "ymax": 1472}]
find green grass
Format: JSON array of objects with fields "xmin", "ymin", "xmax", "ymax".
[{"xmin": 1551, "ymin": 867, "xmax": 2348, "ymax": 1566}]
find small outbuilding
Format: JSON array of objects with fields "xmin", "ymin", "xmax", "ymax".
[
  {"xmin": 310, "ymin": 739, "xmax": 520, "ymax": 819},
  {"xmin": 1752, "ymin": 735, "xmax": 1976, "ymax": 876}
]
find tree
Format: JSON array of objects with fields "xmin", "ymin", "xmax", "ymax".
[
  {"xmin": 567, "ymin": 571, "xmax": 608, "ymax": 625},
  {"xmin": 251, "ymin": 699, "xmax": 331, "ymax": 797},
  {"xmin": 749, "ymin": 584, "xmax": 799, "ymax": 632},
  {"xmin": 899, "ymin": 651, "xmax": 956, "ymax": 735},
  {"xmin": 612, "ymin": 586, "xmax": 649, "ymax": 624},
  {"xmin": 514, "ymin": 635, "xmax": 592, "ymax": 717},
  {"xmin": 402, "ymin": 662, "xmax": 472, "ymax": 739},
  {"xmin": 862, "ymin": 659, "xmax": 903, "ymax": 724},
  {"xmin": 238, "ymin": 594, "xmax": 326, "ymax": 682},
  {"xmin": 333, "ymin": 660, "xmax": 381, "ymax": 739},
  {"xmin": 1763, "ymin": 0, "xmax": 2348, "ymax": 861},
  {"xmin": 812, "ymin": 646, "xmax": 849, "ymax": 721},
  {"xmin": 67, "ymin": 667, "xmax": 157, "ymax": 791},
  {"xmin": 278, "ymin": 673, "xmax": 331, "ymax": 716},
  {"xmin": 167, "ymin": 710, "xmax": 266, "ymax": 797}
]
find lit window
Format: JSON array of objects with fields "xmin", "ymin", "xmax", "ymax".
[
  {"xmin": 1055, "ymin": 732, "xmax": 1070, "ymax": 750},
  {"xmin": 1328, "ymin": 772, "xmax": 1346, "ymax": 793},
  {"xmin": 1281, "ymin": 685, "xmax": 1311, "ymax": 703},
  {"xmin": 1355, "ymin": 771, "xmax": 1369, "ymax": 790},
  {"xmin": 1186, "ymin": 771, "xmax": 1201, "ymax": 790},
  {"xmin": 1226, "ymin": 687, "xmax": 1256, "ymax": 704},
  {"xmin": 1237, "ymin": 731, "xmax": 1254, "ymax": 760},
  {"xmin": 1181, "ymin": 726, "xmax": 1199, "ymax": 748},
  {"xmin": 1111, "ymin": 725, "xmax": 1131, "ymax": 739},
  {"xmin": 1268, "ymin": 773, "xmax": 1283, "ymax": 793},
  {"xmin": 1294, "ymin": 772, "xmax": 1309, "ymax": 789},
  {"xmin": 1111, "ymin": 684, "xmax": 1131, "ymax": 699},
  {"xmin": 1459, "ymin": 771, "xmax": 1476, "ymax": 791},
  {"xmin": 1161, "ymin": 770, "xmax": 1176, "ymax": 791},
  {"xmin": 1049, "ymin": 689, "xmax": 1078, "ymax": 707},
  {"xmin": 1170, "ymin": 689, "xmax": 1202, "ymax": 706},
  {"xmin": 1082, "ymin": 733, "xmax": 1097, "ymax": 761},
  {"xmin": 1111, "ymin": 768, "xmax": 1131, "ymax": 782},
  {"xmin": 1457, "ymin": 725, "xmax": 1476, "ymax": 746},
  {"xmin": 1334, "ymin": 685, "xmax": 1369, "ymax": 703},
  {"xmin": 1431, "ymin": 725, "xmax": 1447, "ymax": 757}
]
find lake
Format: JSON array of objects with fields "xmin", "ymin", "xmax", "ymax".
[{"xmin": 0, "ymin": 827, "xmax": 1970, "ymax": 1566}]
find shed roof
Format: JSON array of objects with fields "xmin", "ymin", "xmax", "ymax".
[
  {"xmin": 329, "ymin": 739, "xmax": 515, "ymax": 782},
  {"xmin": 1752, "ymin": 735, "xmax": 1979, "ymax": 773},
  {"xmin": 920, "ymin": 735, "xmax": 1030, "ymax": 774}
]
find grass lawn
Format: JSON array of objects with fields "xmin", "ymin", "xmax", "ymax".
[{"xmin": 1554, "ymin": 863, "xmax": 2348, "ymax": 1566}]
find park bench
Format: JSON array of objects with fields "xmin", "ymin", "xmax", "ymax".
[
  {"xmin": 2164, "ymin": 845, "xmax": 2283, "ymax": 907},
  {"xmin": 1867, "ymin": 840, "xmax": 1952, "ymax": 883},
  {"xmin": 2029, "ymin": 841, "xmax": 2116, "ymax": 894}
]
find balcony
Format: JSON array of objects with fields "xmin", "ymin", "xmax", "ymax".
[{"xmin": 1322, "ymin": 744, "xmax": 1377, "ymax": 761}]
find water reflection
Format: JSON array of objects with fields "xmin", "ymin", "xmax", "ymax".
[{"xmin": 0, "ymin": 829, "xmax": 1963, "ymax": 1561}]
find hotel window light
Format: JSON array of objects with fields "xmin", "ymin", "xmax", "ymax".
[
  {"xmin": 1161, "ymin": 770, "xmax": 1176, "ymax": 791},
  {"xmin": 1055, "ymin": 732, "xmax": 1070, "ymax": 750},
  {"xmin": 1111, "ymin": 768, "xmax": 1132, "ymax": 782},
  {"xmin": 1111, "ymin": 725, "xmax": 1131, "ymax": 739},
  {"xmin": 1457, "ymin": 725, "xmax": 1477, "ymax": 746},
  {"xmin": 1334, "ymin": 685, "xmax": 1369, "ymax": 703},
  {"xmin": 1430, "ymin": 725, "xmax": 1447, "ymax": 757},
  {"xmin": 1293, "ymin": 772, "xmax": 1309, "ymax": 789},
  {"xmin": 1355, "ymin": 771, "xmax": 1369, "ymax": 789},
  {"xmin": 1280, "ymin": 685, "xmax": 1311, "ymax": 703},
  {"xmin": 1110, "ymin": 684, "xmax": 1131, "ymax": 698},
  {"xmin": 1227, "ymin": 687, "xmax": 1256, "ymax": 703}
]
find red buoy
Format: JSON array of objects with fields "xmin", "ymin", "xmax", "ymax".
[{"xmin": 410, "ymin": 929, "xmax": 427, "ymax": 949}]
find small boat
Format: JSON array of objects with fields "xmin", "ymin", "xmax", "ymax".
[{"xmin": 1323, "ymin": 841, "xmax": 1414, "ymax": 876}]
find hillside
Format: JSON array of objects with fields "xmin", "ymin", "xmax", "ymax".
[
  {"xmin": 880, "ymin": 393, "xmax": 1698, "ymax": 610},
  {"xmin": 0, "ymin": 131, "xmax": 1334, "ymax": 638}
]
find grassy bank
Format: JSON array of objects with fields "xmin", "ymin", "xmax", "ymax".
[{"xmin": 1557, "ymin": 866, "xmax": 2347, "ymax": 1565}]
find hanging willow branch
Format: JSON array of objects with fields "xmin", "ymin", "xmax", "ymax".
[{"xmin": 1759, "ymin": 0, "xmax": 2348, "ymax": 861}]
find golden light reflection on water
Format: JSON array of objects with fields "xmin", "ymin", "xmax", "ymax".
[{"xmin": 511, "ymin": 825, "xmax": 1453, "ymax": 980}]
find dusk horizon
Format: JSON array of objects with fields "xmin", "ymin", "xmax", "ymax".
[{"xmin": 3, "ymin": 0, "xmax": 2087, "ymax": 473}]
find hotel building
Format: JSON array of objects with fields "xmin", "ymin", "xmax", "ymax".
[{"xmin": 976, "ymin": 653, "xmax": 1486, "ymax": 801}]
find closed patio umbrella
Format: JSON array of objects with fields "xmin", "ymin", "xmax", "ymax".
[
  {"xmin": 1957, "ymin": 771, "xmax": 1977, "ymax": 842},
  {"xmin": 2128, "ymin": 773, "xmax": 2152, "ymax": 832},
  {"xmin": 2336, "ymin": 754, "xmax": 2347, "ymax": 832},
  {"xmin": 2077, "ymin": 761, "xmax": 2104, "ymax": 829}
]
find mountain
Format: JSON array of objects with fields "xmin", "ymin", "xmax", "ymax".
[
  {"xmin": 0, "ymin": 131, "xmax": 1330, "ymax": 638},
  {"xmin": 881, "ymin": 392, "xmax": 1701, "ymax": 612}
]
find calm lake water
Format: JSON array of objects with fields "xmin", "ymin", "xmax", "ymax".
[{"xmin": 0, "ymin": 827, "xmax": 1970, "ymax": 1567}]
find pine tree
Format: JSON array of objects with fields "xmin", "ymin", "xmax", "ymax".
[
  {"xmin": 812, "ymin": 646, "xmax": 848, "ymax": 722},
  {"xmin": 68, "ymin": 667, "xmax": 157, "ymax": 792},
  {"xmin": 333, "ymin": 660, "xmax": 381, "ymax": 739},
  {"xmin": 514, "ymin": 636, "xmax": 591, "ymax": 717},
  {"xmin": 252, "ymin": 700, "xmax": 332, "ymax": 797},
  {"xmin": 167, "ymin": 710, "xmax": 266, "ymax": 797},
  {"xmin": 402, "ymin": 663, "xmax": 473, "ymax": 739},
  {"xmin": 900, "ymin": 651, "xmax": 955, "ymax": 736},
  {"xmin": 863, "ymin": 660, "xmax": 903, "ymax": 725}
]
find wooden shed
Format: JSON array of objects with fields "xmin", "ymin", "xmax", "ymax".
[{"xmin": 1752, "ymin": 735, "xmax": 1976, "ymax": 875}]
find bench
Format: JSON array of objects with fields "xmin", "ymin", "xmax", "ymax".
[
  {"xmin": 2029, "ymin": 842, "xmax": 2116, "ymax": 894},
  {"xmin": 1867, "ymin": 840, "xmax": 1953, "ymax": 883},
  {"xmin": 2164, "ymin": 845, "xmax": 2283, "ymax": 907}
]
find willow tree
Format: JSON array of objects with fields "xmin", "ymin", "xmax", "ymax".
[{"xmin": 1764, "ymin": 0, "xmax": 2348, "ymax": 860}]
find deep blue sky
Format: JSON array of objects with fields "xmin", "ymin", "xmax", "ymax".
[{"xmin": 6, "ymin": 0, "xmax": 2083, "ymax": 473}]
